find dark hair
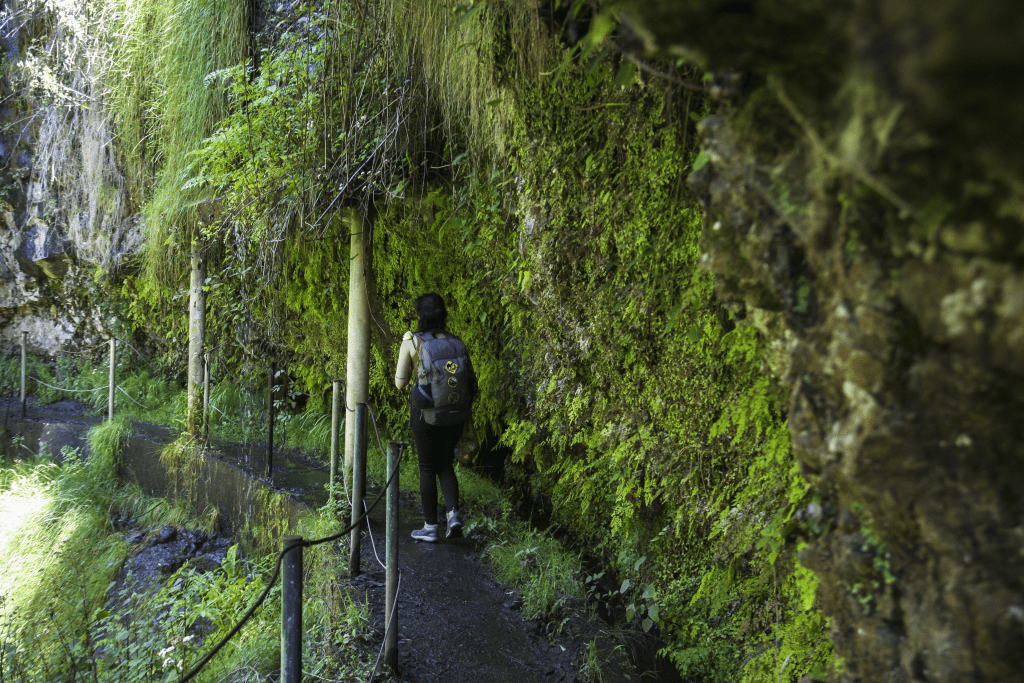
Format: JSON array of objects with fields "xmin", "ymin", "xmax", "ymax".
[{"xmin": 415, "ymin": 292, "xmax": 448, "ymax": 332}]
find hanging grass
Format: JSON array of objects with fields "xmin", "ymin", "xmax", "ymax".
[{"xmin": 102, "ymin": 0, "xmax": 249, "ymax": 285}]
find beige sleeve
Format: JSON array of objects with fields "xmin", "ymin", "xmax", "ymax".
[{"xmin": 394, "ymin": 333, "xmax": 418, "ymax": 390}]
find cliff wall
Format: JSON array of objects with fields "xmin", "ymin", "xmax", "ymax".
[
  {"xmin": 0, "ymin": 0, "xmax": 139, "ymax": 354},
  {"xmin": 623, "ymin": 1, "xmax": 1024, "ymax": 680}
]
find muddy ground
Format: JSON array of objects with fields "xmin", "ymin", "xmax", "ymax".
[{"xmin": 347, "ymin": 492, "xmax": 650, "ymax": 683}]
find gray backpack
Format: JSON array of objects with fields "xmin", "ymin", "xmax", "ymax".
[{"xmin": 413, "ymin": 332, "xmax": 473, "ymax": 426}]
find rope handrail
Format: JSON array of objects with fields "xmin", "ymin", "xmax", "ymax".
[
  {"xmin": 116, "ymin": 385, "xmax": 152, "ymax": 411},
  {"xmin": 114, "ymin": 337, "xmax": 159, "ymax": 371},
  {"xmin": 362, "ymin": 404, "xmax": 392, "ymax": 571},
  {"xmin": 210, "ymin": 403, "xmax": 244, "ymax": 426},
  {"xmin": 115, "ymin": 385, "xmax": 181, "ymax": 418},
  {"xmin": 25, "ymin": 343, "xmax": 407, "ymax": 681},
  {"xmin": 366, "ymin": 569, "xmax": 402, "ymax": 683},
  {"xmin": 54, "ymin": 341, "xmax": 109, "ymax": 357},
  {"xmin": 177, "ymin": 447, "xmax": 404, "ymax": 683},
  {"xmin": 28, "ymin": 376, "xmax": 104, "ymax": 394},
  {"xmin": 363, "ymin": 497, "xmax": 387, "ymax": 571}
]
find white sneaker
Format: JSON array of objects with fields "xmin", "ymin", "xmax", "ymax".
[
  {"xmin": 411, "ymin": 523, "xmax": 438, "ymax": 542},
  {"xmin": 446, "ymin": 509, "xmax": 463, "ymax": 538}
]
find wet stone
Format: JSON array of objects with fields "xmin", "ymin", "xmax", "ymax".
[{"xmin": 152, "ymin": 525, "xmax": 177, "ymax": 545}]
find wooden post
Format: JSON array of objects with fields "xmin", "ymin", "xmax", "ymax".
[
  {"xmin": 385, "ymin": 442, "xmax": 400, "ymax": 672},
  {"xmin": 267, "ymin": 359, "xmax": 275, "ymax": 481},
  {"xmin": 19, "ymin": 331, "xmax": 26, "ymax": 418},
  {"xmin": 203, "ymin": 351, "xmax": 211, "ymax": 444},
  {"xmin": 329, "ymin": 379, "xmax": 341, "ymax": 506},
  {"xmin": 349, "ymin": 402, "xmax": 367, "ymax": 577},
  {"xmin": 281, "ymin": 535, "xmax": 303, "ymax": 683},
  {"xmin": 187, "ymin": 246, "xmax": 207, "ymax": 435},
  {"xmin": 108, "ymin": 338, "xmax": 115, "ymax": 420},
  {"xmin": 344, "ymin": 210, "xmax": 371, "ymax": 477}
]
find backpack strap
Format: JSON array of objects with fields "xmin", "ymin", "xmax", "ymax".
[{"xmin": 411, "ymin": 332, "xmax": 431, "ymax": 383}]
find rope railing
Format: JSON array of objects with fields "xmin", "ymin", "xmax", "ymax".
[
  {"xmin": 116, "ymin": 385, "xmax": 158, "ymax": 413},
  {"xmin": 27, "ymin": 376, "xmax": 104, "ymax": 394},
  {"xmin": 48, "ymin": 342, "xmax": 108, "ymax": 357},
  {"xmin": 177, "ymin": 448, "xmax": 404, "ymax": 683},
  {"xmin": 362, "ymin": 404, "xmax": 392, "ymax": 571},
  {"xmin": 16, "ymin": 338, "xmax": 407, "ymax": 681},
  {"xmin": 367, "ymin": 568, "xmax": 402, "ymax": 683},
  {"xmin": 21, "ymin": 341, "xmax": 260, "ymax": 429},
  {"xmin": 209, "ymin": 403, "xmax": 244, "ymax": 426},
  {"xmin": 29, "ymin": 375, "xmax": 174, "ymax": 418},
  {"xmin": 113, "ymin": 336, "xmax": 160, "ymax": 371}
]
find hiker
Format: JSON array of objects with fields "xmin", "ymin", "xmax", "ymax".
[{"xmin": 394, "ymin": 292, "xmax": 477, "ymax": 542}]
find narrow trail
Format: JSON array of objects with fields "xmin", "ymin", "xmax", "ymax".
[
  {"xmin": 354, "ymin": 492, "xmax": 594, "ymax": 683},
  {"xmin": 1, "ymin": 397, "xmax": 645, "ymax": 683}
]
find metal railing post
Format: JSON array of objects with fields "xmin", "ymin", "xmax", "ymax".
[
  {"xmin": 281, "ymin": 535, "xmax": 303, "ymax": 683},
  {"xmin": 329, "ymin": 379, "xmax": 341, "ymax": 506},
  {"xmin": 385, "ymin": 442, "xmax": 401, "ymax": 672},
  {"xmin": 19, "ymin": 331, "xmax": 26, "ymax": 418},
  {"xmin": 349, "ymin": 402, "xmax": 367, "ymax": 576},
  {"xmin": 267, "ymin": 360, "xmax": 275, "ymax": 480},
  {"xmin": 108, "ymin": 338, "xmax": 115, "ymax": 420}
]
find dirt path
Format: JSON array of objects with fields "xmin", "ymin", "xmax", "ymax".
[{"xmin": 351, "ymin": 492, "xmax": 611, "ymax": 683}]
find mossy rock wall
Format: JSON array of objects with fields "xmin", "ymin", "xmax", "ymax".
[{"xmin": 622, "ymin": 0, "xmax": 1024, "ymax": 680}]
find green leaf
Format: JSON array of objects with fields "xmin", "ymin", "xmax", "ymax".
[
  {"xmin": 620, "ymin": 578, "xmax": 631, "ymax": 593},
  {"xmin": 614, "ymin": 59, "xmax": 637, "ymax": 87},
  {"xmin": 642, "ymin": 617, "xmax": 654, "ymax": 632},
  {"xmin": 586, "ymin": 11, "xmax": 617, "ymax": 46}
]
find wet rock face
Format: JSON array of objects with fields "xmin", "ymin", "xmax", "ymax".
[
  {"xmin": 15, "ymin": 218, "xmax": 72, "ymax": 280},
  {"xmin": 0, "ymin": 1, "xmax": 140, "ymax": 354},
  {"xmin": 625, "ymin": 0, "xmax": 1024, "ymax": 681}
]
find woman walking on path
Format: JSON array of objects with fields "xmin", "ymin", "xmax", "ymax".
[{"xmin": 394, "ymin": 292, "xmax": 476, "ymax": 542}]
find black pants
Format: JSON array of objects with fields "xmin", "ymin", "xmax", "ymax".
[{"xmin": 410, "ymin": 404, "xmax": 464, "ymax": 525}]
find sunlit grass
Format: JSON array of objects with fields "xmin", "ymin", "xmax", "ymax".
[
  {"xmin": 0, "ymin": 382, "xmax": 377, "ymax": 680},
  {"xmin": 0, "ymin": 471, "xmax": 55, "ymax": 594}
]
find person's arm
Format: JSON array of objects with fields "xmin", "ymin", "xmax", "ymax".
[
  {"xmin": 395, "ymin": 335, "xmax": 415, "ymax": 393},
  {"xmin": 394, "ymin": 333, "xmax": 417, "ymax": 390}
]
